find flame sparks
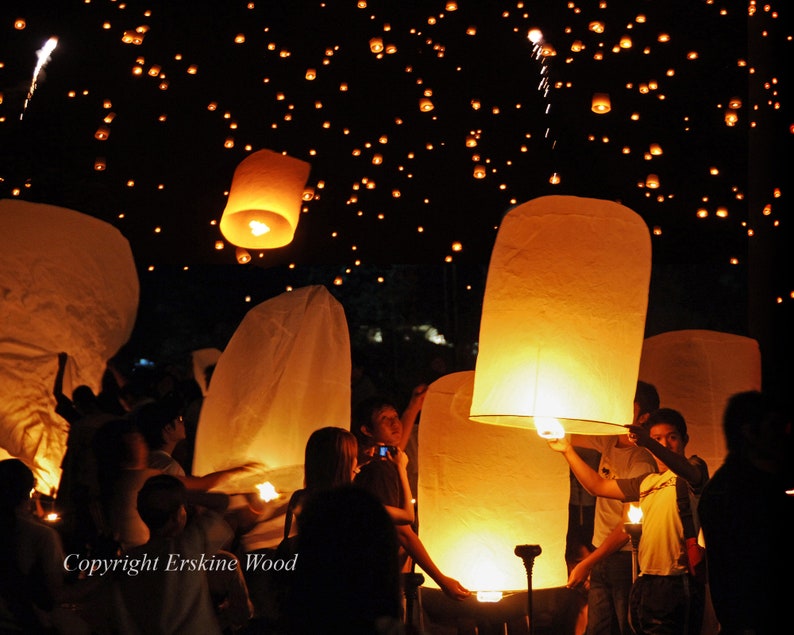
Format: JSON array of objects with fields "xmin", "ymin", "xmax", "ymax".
[{"xmin": 21, "ymin": 36, "xmax": 58, "ymax": 120}]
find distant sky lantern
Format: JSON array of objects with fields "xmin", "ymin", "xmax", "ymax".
[
  {"xmin": 645, "ymin": 174, "xmax": 660, "ymax": 188},
  {"xmin": 620, "ymin": 35, "xmax": 632, "ymax": 48},
  {"xmin": 235, "ymin": 247, "xmax": 252, "ymax": 264},
  {"xmin": 470, "ymin": 196, "xmax": 651, "ymax": 437},
  {"xmin": 305, "ymin": 68, "xmax": 316, "ymax": 80},
  {"xmin": 220, "ymin": 148, "xmax": 311, "ymax": 250},
  {"xmin": 591, "ymin": 93, "xmax": 611, "ymax": 113},
  {"xmin": 549, "ymin": 172, "xmax": 561, "ymax": 185},
  {"xmin": 728, "ymin": 97, "xmax": 742, "ymax": 109},
  {"xmin": 94, "ymin": 126, "xmax": 110, "ymax": 140},
  {"xmin": 473, "ymin": 164, "xmax": 486, "ymax": 179},
  {"xmin": 147, "ymin": 65, "xmax": 160, "ymax": 77},
  {"xmin": 94, "ymin": 157, "xmax": 106, "ymax": 171},
  {"xmin": 419, "ymin": 97, "xmax": 434, "ymax": 112},
  {"xmin": 589, "ymin": 21, "xmax": 605, "ymax": 33},
  {"xmin": 14, "ymin": 19, "xmax": 26, "ymax": 29},
  {"xmin": 724, "ymin": 109, "xmax": 738, "ymax": 126},
  {"xmin": 369, "ymin": 37, "xmax": 384, "ymax": 53},
  {"xmin": 649, "ymin": 143, "xmax": 663, "ymax": 155}
]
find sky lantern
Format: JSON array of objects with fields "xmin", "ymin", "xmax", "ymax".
[
  {"xmin": 0, "ymin": 200, "xmax": 138, "ymax": 493},
  {"xmin": 470, "ymin": 195, "xmax": 651, "ymax": 437},
  {"xmin": 645, "ymin": 173, "xmax": 660, "ymax": 188},
  {"xmin": 591, "ymin": 93, "xmax": 611, "ymax": 113},
  {"xmin": 419, "ymin": 372, "xmax": 569, "ymax": 596},
  {"xmin": 219, "ymin": 148, "xmax": 311, "ymax": 250},
  {"xmin": 369, "ymin": 36, "xmax": 384, "ymax": 53},
  {"xmin": 639, "ymin": 330, "xmax": 761, "ymax": 473},
  {"xmin": 193, "ymin": 285, "xmax": 350, "ymax": 501}
]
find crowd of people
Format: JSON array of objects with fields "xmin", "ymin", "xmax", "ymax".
[{"xmin": 0, "ymin": 351, "xmax": 791, "ymax": 635}]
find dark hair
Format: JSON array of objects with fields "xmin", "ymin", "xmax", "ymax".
[
  {"xmin": 137, "ymin": 474, "xmax": 186, "ymax": 531},
  {"xmin": 644, "ymin": 407, "xmax": 688, "ymax": 443},
  {"xmin": 635, "ymin": 381, "xmax": 660, "ymax": 416},
  {"xmin": 351, "ymin": 395, "xmax": 395, "ymax": 445},
  {"xmin": 722, "ymin": 390, "xmax": 788, "ymax": 455},
  {"xmin": 304, "ymin": 427, "xmax": 358, "ymax": 492},
  {"xmin": 134, "ymin": 398, "xmax": 182, "ymax": 451},
  {"xmin": 0, "ymin": 459, "xmax": 34, "ymax": 510},
  {"xmin": 287, "ymin": 486, "xmax": 400, "ymax": 633}
]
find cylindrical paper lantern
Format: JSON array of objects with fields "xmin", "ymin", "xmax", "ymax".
[
  {"xmin": 470, "ymin": 195, "xmax": 651, "ymax": 435},
  {"xmin": 219, "ymin": 149, "xmax": 311, "ymax": 249},
  {"xmin": 639, "ymin": 329, "xmax": 761, "ymax": 473},
  {"xmin": 419, "ymin": 372, "xmax": 569, "ymax": 592},
  {"xmin": 591, "ymin": 93, "xmax": 611, "ymax": 113},
  {"xmin": 0, "ymin": 199, "xmax": 138, "ymax": 492},
  {"xmin": 193, "ymin": 285, "xmax": 350, "ymax": 495}
]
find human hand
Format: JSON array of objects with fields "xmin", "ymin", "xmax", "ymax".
[
  {"xmin": 625, "ymin": 424, "xmax": 650, "ymax": 447},
  {"xmin": 546, "ymin": 437, "xmax": 570, "ymax": 453},
  {"xmin": 566, "ymin": 561, "xmax": 591, "ymax": 590},
  {"xmin": 409, "ymin": 384, "xmax": 428, "ymax": 406},
  {"xmin": 439, "ymin": 575, "xmax": 471, "ymax": 601},
  {"xmin": 389, "ymin": 447, "xmax": 409, "ymax": 471}
]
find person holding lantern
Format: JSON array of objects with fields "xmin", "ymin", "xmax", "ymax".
[
  {"xmin": 352, "ymin": 391, "xmax": 471, "ymax": 601},
  {"xmin": 566, "ymin": 381, "xmax": 660, "ymax": 635},
  {"xmin": 548, "ymin": 407, "xmax": 708, "ymax": 635}
]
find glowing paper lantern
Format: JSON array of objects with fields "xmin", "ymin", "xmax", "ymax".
[
  {"xmin": 470, "ymin": 195, "xmax": 651, "ymax": 435},
  {"xmin": 193, "ymin": 285, "xmax": 350, "ymax": 495},
  {"xmin": 219, "ymin": 148, "xmax": 311, "ymax": 250},
  {"xmin": 0, "ymin": 200, "xmax": 138, "ymax": 492},
  {"xmin": 639, "ymin": 330, "xmax": 761, "ymax": 472},
  {"xmin": 591, "ymin": 93, "xmax": 611, "ymax": 113},
  {"xmin": 419, "ymin": 372, "xmax": 569, "ymax": 592}
]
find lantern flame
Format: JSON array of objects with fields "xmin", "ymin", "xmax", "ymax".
[
  {"xmin": 476, "ymin": 591, "xmax": 504, "ymax": 603},
  {"xmin": 256, "ymin": 481, "xmax": 279, "ymax": 502},
  {"xmin": 249, "ymin": 220, "xmax": 271, "ymax": 236},
  {"xmin": 535, "ymin": 417, "xmax": 565, "ymax": 439},
  {"xmin": 628, "ymin": 503, "xmax": 643, "ymax": 524}
]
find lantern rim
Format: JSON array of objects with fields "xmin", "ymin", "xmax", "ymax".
[{"xmin": 469, "ymin": 414, "xmax": 629, "ymax": 435}]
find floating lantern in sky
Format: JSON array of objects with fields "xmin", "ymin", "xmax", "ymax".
[
  {"xmin": 219, "ymin": 148, "xmax": 311, "ymax": 250},
  {"xmin": 0, "ymin": 200, "xmax": 138, "ymax": 493},
  {"xmin": 369, "ymin": 37, "xmax": 384, "ymax": 53},
  {"xmin": 419, "ymin": 372, "xmax": 569, "ymax": 593},
  {"xmin": 470, "ymin": 196, "xmax": 651, "ymax": 437},
  {"xmin": 639, "ymin": 330, "xmax": 761, "ymax": 472},
  {"xmin": 591, "ymin": 93, "xmax": 611, "ymax": 113},
  {"xmin": 419, "ymin": 97, "xmax": 434, "ymax": 112},
  {"xmin": 645, "ymin": 174, "xmax": 660, "ymax": 188}
]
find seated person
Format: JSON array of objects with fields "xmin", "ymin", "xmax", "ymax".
[
  {"xmin": 134, "ymin": 398, "xmax": 187, "ymax": 476},
  {"xmin": 352, "ymin": 396, "xmax": 470, "ymax": 601},
  {"xmin": 112, "ymin": 474, "xmax": 246, "ymax": 634}
]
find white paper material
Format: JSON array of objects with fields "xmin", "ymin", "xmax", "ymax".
[
  {"xmin": 192, "ymin": 285, "xmax": 350, "ymax": 495},
  {"xmin": 0, "ymin": 199, "xmax": 139, "ymax": 492},
  {"xmin": 419, "ymin": 371, "xmax": 569, "ymax": 591},
  {"xmin": 471, "ymin": 195, "xmax": 651, "ymax": 434},
  {"xmin": 639, "ymin": 329, "xmax": 761, "ymax": 474}
]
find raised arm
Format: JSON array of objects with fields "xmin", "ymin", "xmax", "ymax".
[
  {"xmin": 626, "ymin": 424, "xmax": 707, "ymax": 489},
  {"xmin": 547, "ymin": 436, "xmax": 626, "ymax": 500},
  {"xmin": 399, "ymin": 384, "xmax": 427, "ymax": 450}
]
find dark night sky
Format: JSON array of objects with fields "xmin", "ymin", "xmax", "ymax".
[{"xmin": 1, "ymin": 0, "xmax": 791, "ymax": 388}]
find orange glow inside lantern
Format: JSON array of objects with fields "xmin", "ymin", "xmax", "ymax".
[
  {"xmin": 639, "ymin": 330, "xmax": 761, "ymax": 472},
  {"xmin": 470, "ymin": 196, "xmax": 651, "ymax": 437},
  {"xmin": 419, "ymin": 372, "xmax": 570, "ymax": 592},
  {"xmin": 591, "ymin": 93, "xmax": 611, "ymax": 113},
  {"xmin": 220, "ymin": 149, "xmax": 311, "ymax": 249}
]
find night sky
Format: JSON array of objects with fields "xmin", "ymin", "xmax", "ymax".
[{"xmin": 1, "ymin": 1, "xmax": 791, "ymax": 387}]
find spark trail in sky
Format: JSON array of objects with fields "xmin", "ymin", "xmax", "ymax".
[{"xmin": 21, "ymin": 36, "xmax": 58, "ymax": 120}]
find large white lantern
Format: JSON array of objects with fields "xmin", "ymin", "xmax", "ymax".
[
  {"xmin": 219, "ymin": 148, "xmax": 311, "ymax": 249},
  {"xmin": 192, "ymin": 285, "xmax": 350, "ymax": 495},
  {"xmin": 419, "ymin": 372, "xmax": 569, "ymax": 592},
  {"xmin": 0, "ymin": 199, "xmax": 138, "ymax": 492},
  {"xmin": 470, "ymin": 195, "xmax": 652, "ymax": 436},
  {"xmin": 639, "ymin": 329, "xmax": 761, "ymax": 472}
]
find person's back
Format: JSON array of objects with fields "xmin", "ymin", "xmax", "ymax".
[
  {"xmin": 286, "ymin": 485, "xmax": 404, "ymax": 635},
  {"xmin": 112, "ymin": 474, "xmax": 233, "ymax": 635},
  {"xmin": 0, "ymin": 459, "xmax": 65, "ymax": 634},
  {"xmin": 698, "ymin": 391, "xmax": 794, "ymax": 635}
]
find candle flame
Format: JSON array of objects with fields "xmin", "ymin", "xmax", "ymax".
[
  {"xmin": 535, "ymin": 417, "xmax": 565, "ymax": 439},
  {"xmin": 256, "ymin": 481, "xmax": 279, "ymax": 502},
  {"xmin": 476, "ymin": 590, "xmax": 504, "ymax": 603},
  {"xmin": 249, "ymin": 220, "xmax": 271, "ymax": 236},
  {"xmin": 628, "ymin": 503, "xmax": 643, "ymax": 524}
]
